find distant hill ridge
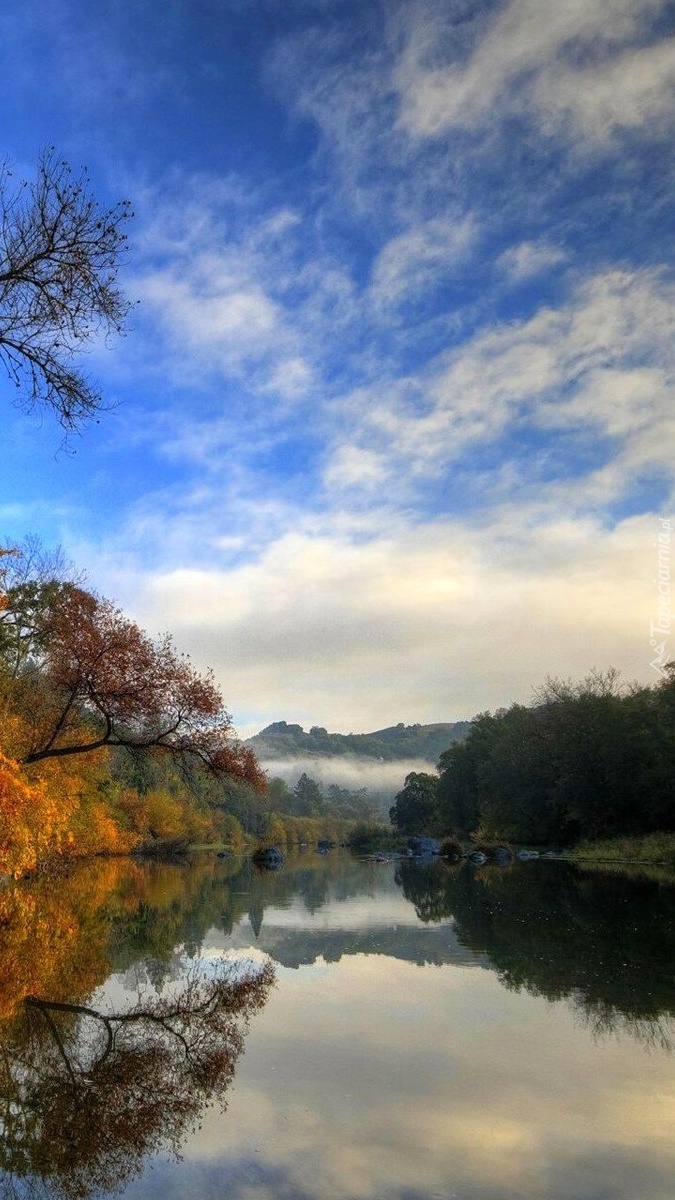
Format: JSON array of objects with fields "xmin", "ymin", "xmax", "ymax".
[{"xmin": 244, "ymin": 720, "xmax": 471, "ymax": 765}]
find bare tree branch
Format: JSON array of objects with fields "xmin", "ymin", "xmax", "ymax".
[{"xmin": 0, "ymin": 149, "xmax": 133, "ymax": 430}]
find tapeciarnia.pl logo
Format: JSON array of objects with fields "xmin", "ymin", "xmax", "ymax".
[{"xmin": 649, "ymin": 517, "xmax": 672, "ymax": 677}]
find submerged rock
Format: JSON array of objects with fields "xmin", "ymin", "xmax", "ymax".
[
  {"xmin": 252, "ymin": 846, "xmax": 285, "ymax": 870},
  {"xmin": 491, "ymin": 846, "xmax": 514, "ymax": 866},
  {"xmin": 408, "ymin": 837, "xmax": 441, "ymax": 857}
]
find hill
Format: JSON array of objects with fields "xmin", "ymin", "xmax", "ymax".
[{"xmin": 245, "ymin": 720, "xmax": 471, "ymax": 765}]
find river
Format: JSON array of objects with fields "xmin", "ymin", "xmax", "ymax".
[{"xmin": 1, "ymin": 850, "xmax": 674, "ymax": 1199}]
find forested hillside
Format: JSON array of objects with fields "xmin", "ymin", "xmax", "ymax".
[{"xmin": 245, "ymin": 719, "xmax": 471, "ymax": 763}]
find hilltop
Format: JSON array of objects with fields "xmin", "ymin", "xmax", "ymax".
[{"xmin": 244, "ymin": 720, "xmax": 471, "ymax": 765}]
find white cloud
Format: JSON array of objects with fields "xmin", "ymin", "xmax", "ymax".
[
  {"xmin": 262, "ymin": 357, "xmax": 315, "ymax": 401},
  {"xmin": 336, "ymin": 268, "xmax": 675, "ymax": 501},
  {"xmin": 137, "ymin": 268, "xmax": 284, "ymax": 376},
  {"xmin": 497, "ymin": 240, "xmax": 567, "ymax": 281},
  {"xmin": 68, "ymin": 258, "xmax": 675, "ymax": 737},
  {"xmin": 394, "ymin": 0, "xmax": 675, "ymax": 147},
  {"xmin": 369, "ymin": 216, "xmax": 475, "ymax": 311},
  {"xmin": 121, "ymin": 507, "xmax": 663, "ymax": 736},
  {"xmin": 323, "ymin": 445, "xmax": 391, "ymax": 493},
  {"xmin": 125, "ymin": 178, "xmax": 327, "ymax": 408},
  {"xmin": 534, "ymin": 35, "xmax": 675, "ymax": 144}
]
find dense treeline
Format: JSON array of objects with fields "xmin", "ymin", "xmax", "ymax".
[
  {"xmin": 266, "ymin": 771, "xmax": 377, "ymax": 822},
  {"xmin": 390, "ymin": 669, "xmax": 675, "ymax": 845}
]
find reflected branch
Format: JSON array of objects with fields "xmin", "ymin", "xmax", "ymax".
[{"xmin": 0, "ymin": 960, "xmax": 275, "ymax": 1200}]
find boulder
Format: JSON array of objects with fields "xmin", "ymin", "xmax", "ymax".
[
  {"xmin": 468, "ymin": 850, "xmax": 488, "ymax": 865},
  {"xmin": 408, "ymin": 836, "xmax": 441, "ymax": 857},
  {"xmin": 491, "ymin": 846, "xmax": 514, "ymax": 866}
]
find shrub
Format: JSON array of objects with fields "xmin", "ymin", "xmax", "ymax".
[{"xmin": 440, "ymin": 836, "xmax": 462, "ymax": 861}]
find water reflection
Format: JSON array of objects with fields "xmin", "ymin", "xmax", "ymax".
[
  {"xmin": 396, "ymin": 857, "xmax": 675, "ymax": 1047},
  {"xmin": 0, "ymin": 852, "xmax": 674, "ymax": 1200},
  {"xmin": 0, "ymin": 861, "xmax": 274, "ymax": 1199},
  {"xmin": 211, "ymin": 852, "xmax": 675, "ymax": 1051}
]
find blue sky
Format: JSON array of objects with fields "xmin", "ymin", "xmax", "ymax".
[{"xmin": 1, "ymin": 0, "xmax": 674, "ymax": 736}]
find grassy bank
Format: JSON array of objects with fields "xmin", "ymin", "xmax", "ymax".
[{"xmin": 569, "ymin": 832, "xmax": 675, "ymax": 872}]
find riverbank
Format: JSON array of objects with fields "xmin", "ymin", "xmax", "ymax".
[
  {"xmin": 568, "ymin": 832, "xmax": 675, "ymax": 870},
  {"xmin": 348, "ymin": 824, "xmax": 675, "ymax": 879}
]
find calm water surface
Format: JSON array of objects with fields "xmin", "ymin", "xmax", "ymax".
[{"xmin": 1, "ymin": 851, "xmax": 675, "ymax": 1200}]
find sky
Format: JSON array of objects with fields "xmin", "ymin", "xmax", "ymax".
[{"xmin": 1, "ymin": 0, "xmax": 674, "ymax": 738}]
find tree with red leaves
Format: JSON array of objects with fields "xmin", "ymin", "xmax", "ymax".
[{"xmin": 15, "ymin": 585, "xmax": 263, "ymax": 788}]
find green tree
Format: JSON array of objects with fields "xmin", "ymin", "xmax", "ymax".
[
  {"xmin": 389, "ymin": 772, "xmax": 439, "ymax": 835},
  {"xmin": 292, "ymin": 773, "xmax": 326, "ymax": 817},
  {"xmin": 0, "ymin": 535, "xmax": 81, "ymax": 678},
  {"xmin": 267, "ymin": 776, "xmax": 293, "ymax": 812},
  {"xmin": 435, "ymin": 668, "xmax": 675, "ymax": 845},
  {"xmin": 326, "ymin": 782, "xmax": 375, "ymax": 821}
]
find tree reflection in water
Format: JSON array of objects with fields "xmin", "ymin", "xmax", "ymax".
[
  {"xmin": 0, "ymin": 960, "xmax": 274, "ymax": 1200},
  {"xmin": 395, "ymin": 858, "xmax": 675, "ymax": 1050}
]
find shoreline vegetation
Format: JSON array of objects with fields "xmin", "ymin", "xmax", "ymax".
[
  {"xmin": 387, "ymin": 666, "xmax": 675, "ymax": 879},
  {"xmin": 2, "ymin": 547, "xmax": 675, "ymax": 880},
  {"xmin": 0, "ymin": 542, "xmax": 366, "ymax": 878},
  {"xmin": 348, "ymin": 826, "xmax": 675, "ymax": 870},
  {"xmin": 568, "ymin": 832, "xmax": 675, "ymax": 874}
]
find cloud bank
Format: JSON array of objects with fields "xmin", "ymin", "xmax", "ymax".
[{"xmin": 1, "ymin": 0, "xmax": 674, "ymax": 734}]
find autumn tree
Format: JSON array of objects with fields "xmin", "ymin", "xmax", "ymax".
[
  {"xmin": 0, "ymin": 149, "xmax": 132, "ymax": 429},
  {"xmin": 0, "ymin": 962, "xmax": 274, "ymax": 1199},
  {"xmin": 10, "ymin": 584, "xmax": 263, "ymax": 787}
]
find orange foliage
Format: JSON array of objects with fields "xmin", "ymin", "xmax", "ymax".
[
  {"xmin": 0, "ymin": 858, "xmax": 152, "ymax": 1021},
  {"xmin": 0, "ymin": 887, "xmax": 79, "ymax": 1020},
  {"xmin": 0, "ymin": 561, "xmax": 264, "ymax": 870},
  {"xmin": 0, "ymin": 751, "xmax": 79, "ymax": 876},
  {"xmin": 0, "ymin": 631, "xmax": 245, "ymax": 869},
  {"xmin": 65, "ymin": 797, "xmax": 139, "ymax": 858},
  {"xmin": 0, "ymin": 855, "xmax": 222, "ymax": 1021},
  {"xmin": 27, "ymin": 586, "xmax": 261, "ymax": 787},
  {"xmin": 0, "ymin": 732, "xmax": 143, "ymax": 872},
  {"xmin": 116, "ymin": 786, "xmax": 214, "ymax": 847}
]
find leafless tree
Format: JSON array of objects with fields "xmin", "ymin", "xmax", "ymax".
[{"xmin": 0, "ymin": 149, "xmax": 133, "ymax": 430}]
